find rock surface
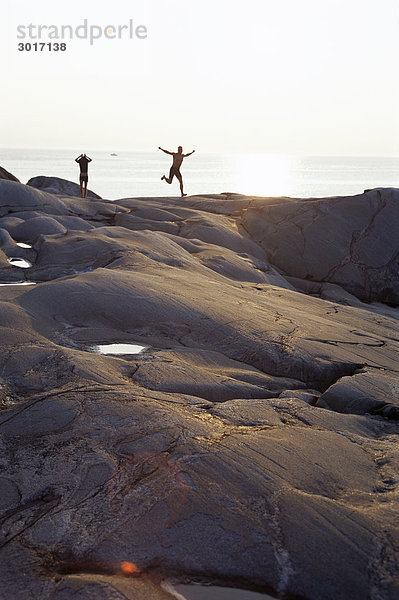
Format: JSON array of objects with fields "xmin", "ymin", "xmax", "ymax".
[
  {"xmin": 242, "ymin": 188, "xmax": 399, "ymax": 305},
  {"xmin": 0, "ymin": 181, "xmax": 398, "ymax": 600},
  {"xmin": 27, "ymin": 175, "xmax": 102, "ymax": 199},
  {"xmin": 0, "ymin": 165, "xmax": 20, "ymax": 182}
]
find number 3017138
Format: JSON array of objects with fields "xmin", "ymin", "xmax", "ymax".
[{"xmin": 18, "ymin": 42, "xmax": 67, "ymax": 51}]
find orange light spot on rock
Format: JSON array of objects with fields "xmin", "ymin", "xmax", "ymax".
[{"xmin": 121, "ymin": 561, "xmax": 138, "ymax": 575}]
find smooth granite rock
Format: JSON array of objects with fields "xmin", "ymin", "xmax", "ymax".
[
  {"xmin": 27, "ymin": 175, "xmax": 102, "ymax": 199},
  {"xmin": 242, "ymin": 188, "xmax": 399, "ymax": 305},
  {"xmin": 0, "ymin": 181, "xmax": 398, "ymax": 600},
  {"xmin": 0, "ymin": 165, "xmax": 20, "ymax": 182}
]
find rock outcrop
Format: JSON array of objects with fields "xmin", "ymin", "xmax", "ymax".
[
  {"xmin": 27, "ymin": 175, "xmax": 102, "ymax": 199},
  {"xmin": 0, "ymin": 181, "xmax": 398, "ymax": 600},
  {"xmin": 0, "ymin": 165, "xmax": 20, "ymax": 182},
  {"xmin": 242, "ymin": 188, "xmax": 399, "ymax": 305}
]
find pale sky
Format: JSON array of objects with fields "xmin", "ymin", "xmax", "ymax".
[{"xmin": 2, "ymin": 0, "xmax": 399, "ymax": 155}]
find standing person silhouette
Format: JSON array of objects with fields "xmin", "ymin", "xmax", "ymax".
[
  {"xmin": 159, "ymin": 146, "xmax": 195, "ymax": 197},
  {"xmin": 75, "ymin": 153, "xmax": 92, "ymax": 198}
]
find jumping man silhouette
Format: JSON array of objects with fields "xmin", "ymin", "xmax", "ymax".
[{"xmin": 159, "ymin": 146, "xmax": 195, "ymax": 197}]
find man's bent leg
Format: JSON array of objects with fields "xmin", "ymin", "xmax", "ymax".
[{"xmin": 164, "ymin": 167, "xmax": 175, "ymax": 185}]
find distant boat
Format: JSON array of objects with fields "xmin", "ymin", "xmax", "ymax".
[{"xmin": 110, "ymin": 153, "xmax": 118, "ymax": 156}]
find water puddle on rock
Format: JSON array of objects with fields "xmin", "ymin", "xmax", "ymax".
[
  {"xmin": 7, "ymin": 258, "xmax": 32, "ymax": 268},
  {"xmin": 91, "ymin": 343, "xmax": 148, "ymax": 355},
  {"xmin": 16, "ymin": 242, "xmax": 33, "ymax": 249},
  {"xmin": 0, "ymin": 281, "xmax": 36, "ymax": 286},
  {"xmin": 170, "ymin": 585, "xmax": 274, "ymax": 600}
]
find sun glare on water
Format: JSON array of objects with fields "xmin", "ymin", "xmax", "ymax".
[{"xmin": 233, "ymin": 154, "xmax": 296, "ymax": 197}]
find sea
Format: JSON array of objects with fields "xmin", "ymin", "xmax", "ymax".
[{"xmin": 1, "ymin": 148, "xmax": 399, "ymax": 201}]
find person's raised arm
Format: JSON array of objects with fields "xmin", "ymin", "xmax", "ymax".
[
  {"xmin": 87, "ymin": 156, "xmax": 92, "ymax": 162},
  {"xmin": 75, "ymin": 154, "xmax": 83, "ymax": 162},
  {"xmin": 183, "ymin": 150, "xmax": 195, "ymax": 158},
  {"xmin": 158, "ymin": 147, "xmax": 173, "ymax": 155}
]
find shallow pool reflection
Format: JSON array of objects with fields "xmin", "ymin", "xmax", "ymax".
[
  {"xmin": 171, "ymin": 585, "xmax": 274, "ymax": 600},
  {"xmin": 0, "ymin": 281, "xmax": 36, "ymax": 286},
  {"xmin": 7, "ymin": 258, "xmax": 32, "ymax": 268},
  {"xmin": 92, "ymin": 343, "xmax": 148, "ymax": 355}
]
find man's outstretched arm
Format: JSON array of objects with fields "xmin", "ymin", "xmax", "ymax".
[
  {"xmin": 159, "ymin": 147, "xmax": 173, "ymax": 155},
  {"xmin": 183, "ymin": 150, "xmax": 195, "ymax": 157}
]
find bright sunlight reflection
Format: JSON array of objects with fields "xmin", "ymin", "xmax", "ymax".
[
  {"xmin": 233, "ymin": 154, "xmax": 296, "ymax": 197},
  {"xmin": 121, "ymin": 561, "xmax": 139, "ymax": 575}
]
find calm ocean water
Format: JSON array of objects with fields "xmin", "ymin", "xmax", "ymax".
[{"xmin": 1, "ymin": 148, "xmax": 398, "ymax": 201}]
